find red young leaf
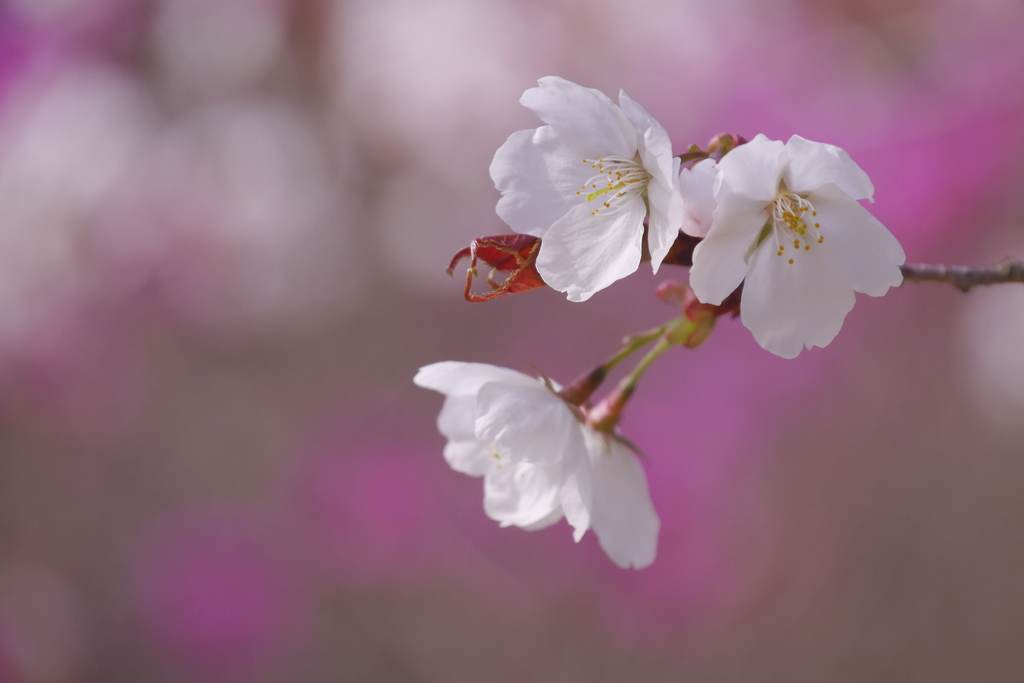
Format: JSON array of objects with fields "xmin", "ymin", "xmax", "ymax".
[{"xmin": 447, "ymin": 234, "xmax": 546, "ymax": 302}]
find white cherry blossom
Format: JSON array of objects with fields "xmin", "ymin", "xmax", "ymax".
[
  {"xmin": 414, "ymin": 361, "xmax": 659, "ymax": 569},
  {"xmin": 687, "ymin": 134, "xmax": 906, "ymax": 358},
  {"xmin": 490, "ymin": 77, "xmax": 684, "ymax": 302}
]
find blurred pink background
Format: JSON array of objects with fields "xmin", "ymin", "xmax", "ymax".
[{"xmin": 0, "ymin": 0, "xmax": 1023, "ymax": 680}]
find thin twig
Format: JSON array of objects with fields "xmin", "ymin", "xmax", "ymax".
[{"xmin": 900, "ymin": 259, "xmax": 1024, "ymax": 293}]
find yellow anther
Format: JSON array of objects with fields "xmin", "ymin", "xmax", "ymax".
[
  {"xmin": 788, "ymin": 259, "xmax": 794, "ymax": 264},
  {"xmin": 574, "ymin": 154, "xmax": 652, "ymax": 215}
]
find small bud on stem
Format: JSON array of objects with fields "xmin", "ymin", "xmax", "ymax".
[
  {"xmin": 588, "ymin": 338, "xmax": 672, "ymax": 432},
  {"xmin": 706, "ymin": 133, "xmax": 747, "ymax": 158},
  {"xmin": 675, "ymin": 133, "xmax": 748, "ymax": 165},
  {"xmin": 557, "ymin": 365, "xmax": 607, "ymax": 406},
  {"xmin": 588, "ymin": 384, "xmax": 634, "ymax": 432}
]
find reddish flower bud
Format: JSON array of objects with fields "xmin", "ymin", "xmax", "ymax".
[
  {"xmin": 654, "ymin": 279, "xmax": 689, "ymax": 305},
  {"xmin": 683, "ymin": 287, "xmax": 717, "ymax": 325},
  {"xmin": 447, "ymin": 234, "xmax": 546, "ymax": 302},
  {"xmin": 706, "ymin": 133, "xmax": 748, "ymax": 157},
  {"xmin": 557, "ymin": 365, "xmax": 607, "ymax": 407},
  {"xmin": 587, "ymin": 384, "xmax": 633, "ymax": 433},
  {"xmin": 655, "ymin": 280, "xmax": 742, "ymax": 349},
  {"xmin": 656, "ymin": 278, "xmax": 742, "ymax": 323}
]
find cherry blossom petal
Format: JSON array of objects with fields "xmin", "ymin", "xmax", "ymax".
[
  {"xmin": 617, "ymin": 91, "xmax": 675, "ymax": 191},
  {"xmin": 715, "ymin": 134, "xmax": 786, "ymax": 202},
  {"xmin": 520, "ymin": 77, "xmax": 635, "ymax": 159},
  {"xmin": 490, "ymin": 126, "xmax": 593, "ymax": 237},
  {"xmin": 808, "ymin": 185, "xmax": 906, "ymax": 296},
  {"xmin": 587, "ymin": 437, "xmax": 659, "ymax": 569},
  {"xmin": 536, "ymin": 199, "xmax": 646, "ymax": 302},
  {"xmin": 521, "ymin": 507, "xmax": 564, "ymax": 532},
  {"xmin": 437, "ymin": 395, "xmax": 492, "ymax": 476},
  {"xmin": 417, "ymin": 363, "xmax": 539, "ymax": 476},
  {"xmin": 689, "ymin": 191, "xmax": 767, "ymax": 305},
  {"xmin": 783, "ymin": 135, "xmax": 874, "ymax": 200},
  {"xmin": 679, "ymin": 158, "xmax": 718, "ymax": 238},
  {"xmin": 741, "ymin": 239, "xmax": 856, "ymax": 358},
  {"xmin": 484, "ymin": 461, "xmax": 563, "ymax": 529},
  {"xmin": 413, "ymin": 361, "xmax": 535, "ymax": 397},
  {"xmin": 645, "ymin": 155, "xmax": 684, "ymax": 272},
  {"xmin": 441, "ymin": 440, "xmax": 493, "ymax": 477},
  {"xmin": 646, "ymin": 176, "xmax": 680, "ymax": 272},
  {"xmin": 475, "ymin": 381, "xmax": 574, "ymax": 464},
  {"xmin": 557, "ymin": 426, "xmax": 593, "ymax": 542},
  {"xmin": 624, "ymin": 99, "xmax": 685, "ymax": 273},
  {"xmin": 436, "ymin": 394, "xmax": 476, "ymax": 440}
]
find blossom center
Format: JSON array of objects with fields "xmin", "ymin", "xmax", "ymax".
[
  {"xmin": 575, "ymin": 155, "xmax": 651, "ymax": 216},
  {"xmin": 769, "ymin": 192, "xmax": 823, "ymax": 265}
]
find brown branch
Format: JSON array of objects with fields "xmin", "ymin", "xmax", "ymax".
[{"xmin": 899, "ymin": 259, "xmax": 1024, "ymax": 293}]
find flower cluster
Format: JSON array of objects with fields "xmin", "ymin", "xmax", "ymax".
[
  {"xmin": 486, "ymin": 78, "xmax": 905, "ymax": 356},
  {"xmin": 417, "ymin": 77, "xmax": 907, "ymax": 568}
]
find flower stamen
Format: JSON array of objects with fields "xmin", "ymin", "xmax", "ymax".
[
  {"xmin": 770, "ymin": 192, "xmax": 824, "ymax": 264},
  {"xmin": 575, "ymin": 155, "xmax": 651, "ymax": 216}
]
